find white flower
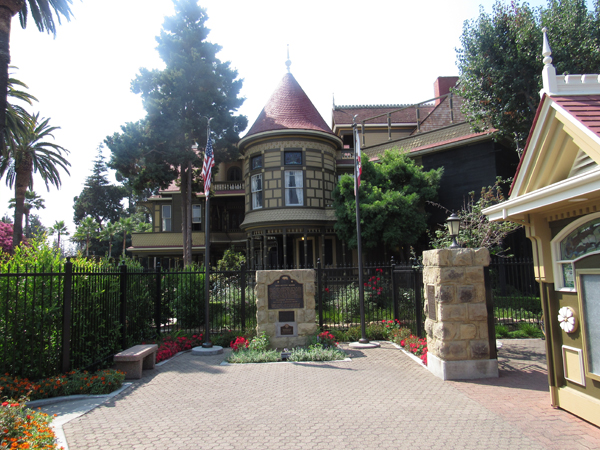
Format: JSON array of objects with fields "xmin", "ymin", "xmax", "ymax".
[{"xmin": 558, "ymin": 307, "xmax": 577, "ymax": 333}]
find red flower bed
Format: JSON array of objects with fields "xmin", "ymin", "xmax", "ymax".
[
  {"xmin": 399, "ymin": 335, "xmax": 428, "ymax": 365},
  {"xmin": 144, "ymin": 334, "xmax": 203, "ymax": 363}
]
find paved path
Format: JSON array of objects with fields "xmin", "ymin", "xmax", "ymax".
[{"xmin": 60, "ymin": 340, "xmax": 600, "ymax": 450}]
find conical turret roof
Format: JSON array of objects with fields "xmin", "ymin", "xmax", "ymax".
[{"xmin": 244, "ymin": 73, "xmax": 335, "ymax": 138}]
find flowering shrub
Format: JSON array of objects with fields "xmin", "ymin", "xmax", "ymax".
[
  {"xmin": 0, "ymin": 369, "xmax": 125, "ymax": 402},
  {"xmin": 144, "ymin": 334, "xmax": 203, "ymax": 363},
  {"xmin": 399, "ymin": 334, "xmax": 428, "ymax": 365},
  {"xmin": 364, "ymin": 268, "xmax": 384, "ymax": 296},
  {"xmin": 316, "ymin": 331, "xmax": 338, "ymax": 348},
  {"xmin": 248, "ymin": 332, "xmax": 269, "ymax": 352},
  {"xmin": 230, "ymin": 336, "xmax": 249, "ymax": 352},
  {"xmin": 0, "ymin": 401, "xmax": 61, "ymax": 449}
]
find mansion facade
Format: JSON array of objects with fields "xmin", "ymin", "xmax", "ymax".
[{"xmin": 129, "ymin": 73, "xmax": 519, "ymax": 268}]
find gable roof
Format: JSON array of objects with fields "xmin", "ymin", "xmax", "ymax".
[
  {"xmin": 484, "ymin": 93, "xmax": 600, "ymax": 222},
  {"xmin": 332, "ymin": 104, "xmax": 433, "ymax": 130},
  {"xmin": 244, "ymin": 73, "xmax": 334, "ymax": 138}
]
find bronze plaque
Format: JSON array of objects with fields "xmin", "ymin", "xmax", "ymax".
[
  {"xmin": 268, "ymin": 276, "xmax": 304, "ymax": 309},
  {"xmin": 280, "ymin": 324, "xmax": 294, "ymax": 336},
  {"xmin": 279, "ymin": 311, "xmax": 295, "ymax": 322},
  {"xmin": 427, "ymin": 284, "xmax": 436, "ymax": 321}
]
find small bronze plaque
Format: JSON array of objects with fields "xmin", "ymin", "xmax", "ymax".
[
  {"xmin": 427, "ymin": 284, "xmax": 436, "ymax": 321},
  {"xmin": 268, "ymin": 276, "xmax": 304, "ymax": 309},
  {"xmin": 280, "ymin": 324, "xmax": 294, "ymax": 336},
  {"xmin": 279, "ymin": 311, "xmax": 295, "ymax": 322}
]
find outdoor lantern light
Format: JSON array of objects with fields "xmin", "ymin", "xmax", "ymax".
[{"xmin": 447, "ymin": 213, "xmax": 461, "ymax": 249}]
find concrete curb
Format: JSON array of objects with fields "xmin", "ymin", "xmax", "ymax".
[{"xmin": 26, "ymin": 383, "xmax": 133, "ymax": 408}]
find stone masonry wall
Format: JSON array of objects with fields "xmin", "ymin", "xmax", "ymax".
[
  {"xmin": 255, "ymin": 269, "xmax": 317, "ymax": 349},
  {"xmin": 424, "ymin": 248, "xmax": 491, "ymax": 362}
]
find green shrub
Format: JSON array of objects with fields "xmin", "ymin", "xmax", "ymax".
[
  {"xmin": 327, "ymin": 329, "xmax": 349, "ymax": 342},
  {"xmin": 249, "ymin": 332, "xmax": 270, "ymax": 351},
  {"xmin": 288, "ymin": 346, "xmax": 347, "ymax": 362},
  {"xmin": 366, "ymin": 322, "xmax": 387, "ymax": 340},
  {"xmin": 518, "ymin": 322, "xmax": 543, "ymax": 338},
  {"xmin": 226, "ymin": 349, "xmax": 281, "ymax": 364},
  {"xmin": 495, "ymin": 324, "xmax": 510, "ymax": 338},
  {"xmin": 389, "ymin": 327, "xmax": 413, "ymax": 345},
  {"xmin": 508, "ymin": 330, "xmax": 528, "ymax": 338}
]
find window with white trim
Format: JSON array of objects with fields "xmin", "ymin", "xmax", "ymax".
[
  {"xmin": 552, "ymin": 212, "xmax": 600, "ymax": 291},
  {"xmin": 251, "ymin": 174, "xmax": 262, "ymax": 209},
  {"xmin": 162, "ymin": 205, "xmax": 172, "ymax": 232},
  {"xmin": 285, "ymin": 170, "xmax": 303, "ymax": 206}
]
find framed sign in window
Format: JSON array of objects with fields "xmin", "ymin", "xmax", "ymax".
[{"xmin": 576, "ymin": 269, "xmax": 600, "ymax": 382}]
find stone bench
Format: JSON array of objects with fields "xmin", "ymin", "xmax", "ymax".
[{"xmin": 113, "ymin": 344, "xmax": 158, "ymax": 379}]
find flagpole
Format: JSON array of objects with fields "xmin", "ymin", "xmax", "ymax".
[
  {"xmin": 353, "ymin": 118, "xmax": 368, "ymax": 344},
  {"xmin": 203, "ymin": 119, "xmax": 213, "ymax": 349}
]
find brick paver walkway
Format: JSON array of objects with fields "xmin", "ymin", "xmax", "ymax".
[{"xmin": 62, "ymin": 340, "xmax": 600, "ymax": 450}]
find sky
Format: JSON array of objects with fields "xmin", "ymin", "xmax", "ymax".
[{"xmin": 0, "ymin": 0, "xmax": 550, "ymax": 238}]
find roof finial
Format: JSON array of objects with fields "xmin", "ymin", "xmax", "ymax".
[
  {"xmin": 542, "ymin": 27, "xmax": 552, "ymax": 66},
  {"xmin": 285, "ymin": 44, "xmax": 291, "ymax": 73}
]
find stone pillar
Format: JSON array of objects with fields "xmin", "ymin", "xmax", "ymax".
[
  {"xmin": 423, "ymin": 248, "xmax": 498, "ymax": 380},
  {"xmin": 255, "ymin": 269, "xmax": 317, "ymax": 349}
]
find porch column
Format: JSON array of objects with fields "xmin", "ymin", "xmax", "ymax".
[
  {"xmin": 259, "ymin": 236, "xmax": 263, "ymax": 270},
  {"xmin": 303, "ymin": 229, "xmax": 308, "ymax": 268},
  {"xmin": 283, "ymin": 229, "xmax": 287, "ymax": 269},
  {"xmin": 263, "ymin": 233, "xmax": 268, "ymax": 269},
  {"xmin": 321, "ymin": 231, "xmax": 325, "ymax": 266}
]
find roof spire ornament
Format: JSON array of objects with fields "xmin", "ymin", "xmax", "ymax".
[
  {"xmin": 542, "ymin": 27, "xmax": 552, "ymax": 66},
  {"xmin": 541, "ymin": 27, "xmax": 558, "ymax": 96},
  {"xmin": 285, "ymin": 44, "xmax": 291, "ymax": 73}
]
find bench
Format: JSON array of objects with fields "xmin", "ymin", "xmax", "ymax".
[{"xmin": 113, "ymin": 344, "xmax": 158, "ymax": 379}]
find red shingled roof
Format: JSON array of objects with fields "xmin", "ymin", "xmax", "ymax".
[
  {"xmin": 554, "ymin": 95, "xmax": 600, "ymax": 138},
  {"xmin": 245, "ymin": 73, "xmax": 334, "ymax": 137}
]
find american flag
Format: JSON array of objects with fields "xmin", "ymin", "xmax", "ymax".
[
  {"xmin": 202, "ymin": 135, "xmax": 215, "ymax": 194},
  {"xmin": 355, "ymin": 129, "xmax": 362, "ymax": 196}
]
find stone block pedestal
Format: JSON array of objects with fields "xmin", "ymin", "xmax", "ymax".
[{"xmin": 423, "ymin": 248, "xmax": 498, "ymax": 380}]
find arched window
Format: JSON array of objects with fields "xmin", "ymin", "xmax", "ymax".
[
  {"xmin": 552, "ymin": 212, "xmax": 600, "ymax": 291},
  {"xmin": 228, "ymin": 167, "xmax": 242, "ymax": 181}
]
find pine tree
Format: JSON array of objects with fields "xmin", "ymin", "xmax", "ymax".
[
  {"xmin": 73, "ymin": 146, "xmax": 126, "ymax": 227},
  {"xmin": 106, "ymin": 0, "xmax": 247, "ymax": 265}
]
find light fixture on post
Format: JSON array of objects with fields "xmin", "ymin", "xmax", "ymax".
[{"xmin": 447, "ymin": 213, "xmax": 461, "ymax": 249}]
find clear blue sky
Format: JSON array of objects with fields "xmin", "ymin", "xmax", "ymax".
[{"xmin": 0, "ymin": 0, "xmax": 549, "ymax": 240}]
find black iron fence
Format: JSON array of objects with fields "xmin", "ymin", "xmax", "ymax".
[
  {"xmin": 0, "ymin": 260, "xmax": 257, "ymax": 380},
  {"xmin": 315, "ymin": 261, "xmax": 424, "ymax": 337},
  {"xmin": 488, "ymin": 257, "xmax": 542, "ymax": 326}
]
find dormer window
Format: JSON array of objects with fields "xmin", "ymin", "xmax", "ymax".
[
  {"xmin": 284, "ymin": 151, "xmax": 302, "ymax": 165},
  {"xmin": 251, "ymin": 155, "xmax": 263, "ymax": 170}
]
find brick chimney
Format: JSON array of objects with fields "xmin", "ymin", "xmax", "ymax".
[{"xmin": 434, "ymin": 76, "xmax": 459, "ymax": 105}]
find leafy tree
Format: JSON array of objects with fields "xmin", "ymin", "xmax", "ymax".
[
  {"xmin": 0, "ymin": 0, "xmax": 74, "ymax": 146},
  {"xmin": 428, "ymin": 178, "xmax": 522, "ymax": 255},
  {"xmin": 28, "ymin": 213, "xmax": 45, "ymax": 238},
  {"xmin": 8, "ymin": 189, "xmax": 45, "ymax": 238},
  {"xmin": 73, "ymin": 216, "xmax": 97, "ymax": 256},
  {"xmin": 48, "ymin": 219, "xmax": 68, "ymax": 250},
  {"xmin": 216, "ymin": 246, "xmax": 246, "ymax": 271},
  {"xmin": 1, "ymin": 111, "xmax": 69, "ymax": 249},
  {"xmin": 333, "ymin": 149, "xmax": 443, "ymax": 254},
  {"xmin": 73, "ymin": 146, "xmax": 126, "ymax": 227},
  {"xmin": 117, "ymin": 216, "xmax": 135, "ymax": 256},
  {"xmin": 106, "ymin": 0, "xmax": 247, "ymax": 266},
  {"xmin": 98, "ymin": 220, "xmax": 118, "ymax": 258},
  {"xmin": 457, "ymin": 0, "xmax": 600, "ymax": 153},
  {"xmin": 1, "ymin": 214, "xmax": 12, "ymax": 223}
]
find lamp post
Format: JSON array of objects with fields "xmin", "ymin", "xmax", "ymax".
[{"xmin": 447, "ymin": 213, "xmax": 461, "ymax": 249}]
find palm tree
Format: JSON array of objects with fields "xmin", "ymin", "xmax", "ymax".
[
  {"xmin": 73, "ymin": 216, "xmax": 96, "ymax": 257},
  {"xmin": 49, "ymin": 219, "xmax": 68, "ymax": 250},
  {"xmin": 98, "ymin": 221, "xmax": 118, "ymax": 258},
  {"xmin": 117, "ymin": 217, "xmax": 135, "ymax": 256},
  {"xmin": 1, "ymin": 112, "xmax": 70, "ymax": 249},
  {"xmin": 8, "ymin": 190, "xmax": 45, "ymax": 238},
  {"xmin": 0, "ymin": 1, "xmax": 74, "ymax": 145}
]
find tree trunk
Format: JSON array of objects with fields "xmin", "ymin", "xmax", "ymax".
[
  {"xmin": 24, "ymin": 208, "xmax": 29, "ymax": 238},
  {"xmin": 0, "ymin": 1, "xmax": 24, "ymax": 151},
  {"xmin": 12, "ymin": 152, "xmax": 31, "ymax": 249},
  {"xmin": 108, "ymin": 234, "xmax": 112, "ymax": 258}
]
